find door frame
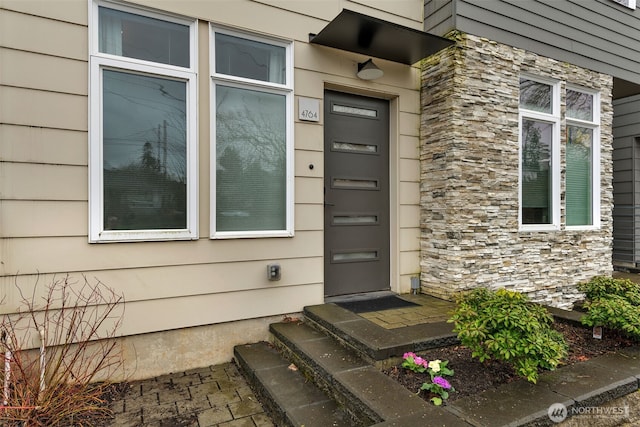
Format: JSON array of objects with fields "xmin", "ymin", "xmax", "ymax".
[{"xmin": 322, "ymin": 85, "xmax": 401, "ymax": 297}]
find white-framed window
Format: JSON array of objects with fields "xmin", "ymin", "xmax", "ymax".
[
  {"xmin": 565, "ymin": 86, "xmax": 600, "ymax": 229},
  {"xmin": 210, "ymin": 26, "xmax": 294, "ymax": 238},
  {"xmin": 519, "ymin": 76, "xmax": 601, "ymax": 231},
  {"xmin": 519, "ymin": 76, "xmax": 561, "ymax": 230},
  {"xmin": 89, "ymin": 1, "xmax": 198, "ymax": 242}
]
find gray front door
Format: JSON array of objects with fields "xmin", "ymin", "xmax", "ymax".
[{"xmin": 324, "ymin": 90, "xmax": 390, "ymax": 297}]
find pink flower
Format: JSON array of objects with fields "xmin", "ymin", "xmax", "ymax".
[
  {"xmin": 403, "ymin": 352, "xmax": 416, "ymax": 360},
  {"xmin": 414, "ymin": 356, "xmax": 425, "ymax": 366},
  {"xmin": 432, "ymin": 376, "xmax": 451, "ymax": 390}
]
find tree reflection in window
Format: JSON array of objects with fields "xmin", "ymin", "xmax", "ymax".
[
  {"xmin": 102, "ymin": 70, "xmax": 187, "ymax": 230},
  {"xmin": 521, "ymin": 119, "xmax": 552, "ymax": 224},
  {"xmin": 215, "ymin": 85, "xmax": 286, "ymax": 232}
]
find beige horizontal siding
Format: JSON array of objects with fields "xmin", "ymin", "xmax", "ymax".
[
  {"xmin": 399, "ymin": 111, "xmax": 420, "ymax": 137},
  {"xmin": 295, "ymin": 67, "xmax": 420, "ymax": 102},
  {"xmin": 117, "ymin": 283, "xmax": 323, "ymax": 336},
  {"xmin": 400, "ymin": 205, "xmax": 420, "ymax": 226},
  {"xmin": 131, "ymin": 0, "xmax": 422, "ymax": 43},
  {"xmin": 0, "ymin": 277, "xmax": 323, "ymax": 335},
  {"xmin": 0, "ymin": 162, "xmax": 87, "ymax": 201},
  {"xmin": 399, "ymin": 228, "xmax": 420, "ymax": 252},
  {"xmin": 295, "ymin": 122, "xmax": 323, "ymax": 151},
  {"xmin": 399, "ymin": 181, "xmax": 420, "ymax": 205},
  {"xmin": 399, "ymin": 135, "xmax": 419, "ymax": 159},
  {"xmin": 294, "ymin": 42, "xmax": 421, "ymax": 96},
  {"xmin": 253, "ymin": 0, "xmax": 423, "ymax": 27},
  {"xmin": 0, "ymin": 86, "xmax": 87, "ymax": 130},
  {"xmin": 0, "ymin": 47, "xmax": 87, "ymax": 95},
  {"xmin": 0, "ymin": 0, "xmax": 424, "ymax": 330},
  {"xmin": 0, "ymin": 0, "xmax": 88, "ymax": 25},
  {"xmin": 0, "ymin": 257, "xmax": 322, "ymax": 310},
  {"xmin": 0, "ymin": 125, "xmax": 87, "ymax": 166},
  {"xmin": 0, "ymin": 200, "xmax": 87, "ymax": 237},
  {"xmin": 133, "ymin": 0, "xmax": 322, "ymax": 43},
  {"xmin": 348, "ymin": 0, "xmax": 423, "ymax": 25},
  {"xmin": 295, "ymin": 149, "xmax": 323, "ymax": 178},
  {"xmin": 399, "ymin": 158, "xmax": 420, "ymax": 182},
  {"xmin": 295, "ymin": 204, "xmax": 323, "ymax": 231},
  {"xmin": 1, "ymin": 231, "xmax": 323, "ymax": 275},
  {"xmin": 294, "ymin": 176, "xmax": 323, "ymax": 204},
  {"xmin": 0, "ymin": 8, "xmax": 87, "ymax": 60},
  {"xmin": 400, "ymin": 250, "xmax": 420, "ymax": 275},
  {"xmin": 399, "ymin": 255, "xmax": 421, "ymax": 281}
]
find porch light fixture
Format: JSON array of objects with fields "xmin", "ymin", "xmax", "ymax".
[{"xmin": 356, "ymin": 59, "xmax": 384, "ymax": 80}]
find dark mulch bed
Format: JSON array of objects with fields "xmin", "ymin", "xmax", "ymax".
[{"xmin": 383, "ymin": 321, "xmax": 638, "ymax": 403}]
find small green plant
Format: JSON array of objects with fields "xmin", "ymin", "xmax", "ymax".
[
  {"xmin": 448, "ymin": 288, "xmax": 567, "ymax": 383},
  {"xmin": 578, "ymin": 276, "xmax": 640, "ymax": 339},
  {"xmin": 420, "ymin": 376, "xmax": 453, "ymax": 406},
  {"xmin": 402, "ymin": 353, "xmax": 454, "ymax": 405}
]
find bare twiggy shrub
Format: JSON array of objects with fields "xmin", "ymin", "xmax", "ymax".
[{"xmin": 0, "ymin": 275, "xmax": 125, "ymax": 426}]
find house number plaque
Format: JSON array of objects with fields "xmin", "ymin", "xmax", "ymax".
[{"xmin": 298, "ymin": 97, "xmax": 320, "ymax": 122}]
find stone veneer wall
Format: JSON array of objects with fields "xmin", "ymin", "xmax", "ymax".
[{"xmin": 419, "ymin": 33, "xmax": 614, "ymax": 309}]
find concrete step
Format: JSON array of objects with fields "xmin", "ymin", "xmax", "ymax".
[
  {"xmin": 269, "ymin": 321, "xmax": 464, "ymax": 426},
  {"xmin": 236, "ymin": 310, "xmax": 640, "ymax": 426},
  {"xmin": 234, "ymin": 341, "xmax": 353, "ymax": 427},
  {"xmin": 303, "ymin": 303, "xmax": 458, "ymax": 367}
]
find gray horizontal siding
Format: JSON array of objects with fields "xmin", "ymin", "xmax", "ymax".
[
  {"xmin": 613, "ymin": 95, "xmax": 640, "ymax": 266},
  {"xmin": 424, "ymin": 0, "xmax": 640, "ymax": 88}
]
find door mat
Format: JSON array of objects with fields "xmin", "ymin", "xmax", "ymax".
[{"xmin": 336, "ymin": 295, "xmax": 419, "ymax": 314}]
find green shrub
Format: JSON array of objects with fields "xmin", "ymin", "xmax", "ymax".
[
  {"xmin": 577, "ymin": 276, "xmax": 640, "ymax": 304},
  {"xmin": 448, "ymin": 288, "xmax": 567, "ymax": 383},
  {"xmin": 578, "ymin": 276, "xmax": 640, "ymax": 339}
]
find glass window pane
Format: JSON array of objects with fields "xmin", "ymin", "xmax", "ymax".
[
  {"xmin": 521, "ymin": 119, "xmax": 553, "ymax": 224},
  {"xmin": 332, "ymin": 104, "xmax": 377, "ymax": 118},
  {"xmin": 333, "ymin": 215, "xmax": 378, "ymax": 225},
  {"xmin": 216, "ymin": 86, "xmax": 286, "ymax": 232},
  {"xmin": 332, "ymin": 178, "xmax": 379, "ymax": 189},
  {"xmin": 520, "ymin": 78, "xmax": 552, "ymax": 114},
  {"xmin": 332, "ymin": 141, "xmax": 377, "ymax": 154},
  {"xmin": 99, "ymin": 7, "xmax": 190, "ymax": 67},
  {"xmin": 103, "ymin": 70, "xmax": 187, "ymax": 230},
  {"xmin": 566, "ymin": 126, "xmax": 593, "ymax": 226},
  {"xmin": 567, "ymin": 90, "xmax": 593, "ymax": 121},
  {"xmin": 215, "ymin": 33, "xmax": 286, "ymax": 84},
  {"xmin": 332, "ymin": 251, "xmax": 378, "ymax": 262}
]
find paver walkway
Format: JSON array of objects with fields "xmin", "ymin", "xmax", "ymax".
[
  {"xmin": 105, "ymin": 274, "xmax": 640, "ymax": 426},
  {"xmin": 106, "ymin": 363, "xmax": 273, "ymax": 427}
]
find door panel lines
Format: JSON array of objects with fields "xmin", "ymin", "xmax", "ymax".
[{"xmin": 324, "ymin": 89, "xmax": 390, "ymax": 297}]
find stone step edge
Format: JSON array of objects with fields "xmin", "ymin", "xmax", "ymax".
[
  {"xmin": 368, "ymin": 349, "xmax": 640, "ymax": 427},
  {"xmin": 303, "ymin": 303, "xmax": 458, "ymax": 366},
  {"xmin": 270, "ymin": 321, "xmax": 434, "ymax": 425},
  {"xmin": 234, "ymin": 342, "xmax": 354, "ymax": 427}
]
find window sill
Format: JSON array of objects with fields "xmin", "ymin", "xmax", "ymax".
[
  {"xmin": 90, "ymin": 229, "xmax": 198, "ymax": 243},
  {"xmin": 210, "ymin": 230, "xmax": 294, "ymax": 239},
  {"xmin": 518, "ymin": 225, "xmax": 561, "ymax": 233}
]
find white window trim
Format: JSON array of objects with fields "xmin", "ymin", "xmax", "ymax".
[
  {"xmin": 565, "ymin": 86, "xmax": 601, "ymax": 231},
  {"xmin": 518, "ymin": 76, "xmax": 561, "ymax": 232},
  {"xmin": 88, "ymin": 0, "xmax": 198, "ymax": 242},
  {"xmin": 209, "ymin": 25, "xmax": 294, "ymax": 239}
]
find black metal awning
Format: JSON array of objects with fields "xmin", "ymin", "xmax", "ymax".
[{"xmin": 309, "ymin": 9, "xmax": 454, "ymax": 65}]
